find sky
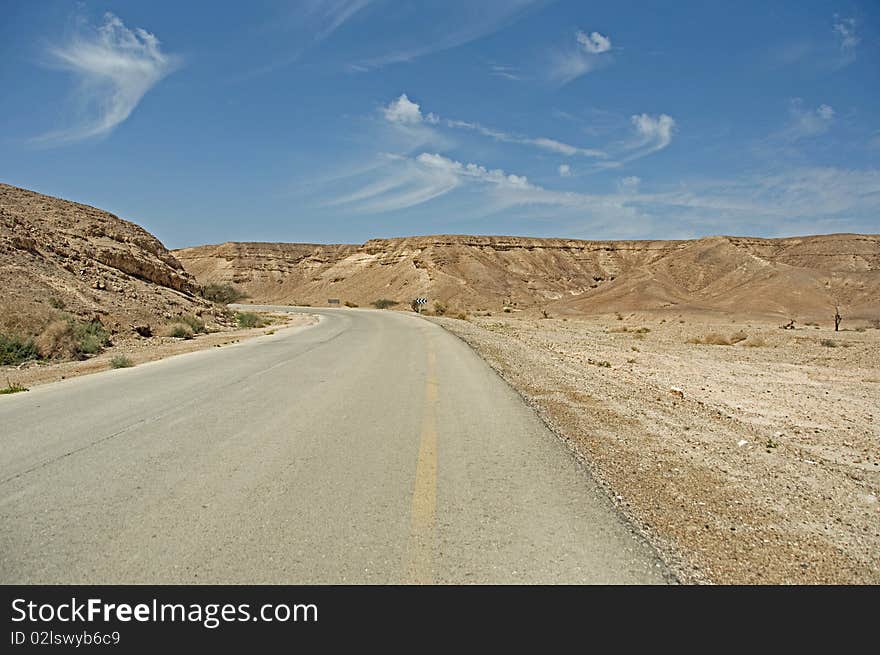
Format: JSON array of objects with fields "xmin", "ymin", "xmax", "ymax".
[{"xmin": 1, "ymin": 1, "xmax": 878, "ymax": 248}]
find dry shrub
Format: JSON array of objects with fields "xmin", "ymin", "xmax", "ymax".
[
  {"xmin": 164, "ymin": 323, "xmax": 194, "ymax": 339},
  {"xmin": 34, "ymin": 320, "xmax": 79, "ymax": 359},
  {"xmin": 743, "ymin": 336, "xmax": 766, "ymax": 347},
  {"xmin": 688, "ymin": 332, "xmax": 732, "ymax": 346},
  {"xmin": 729, "ymin": 330, "xmax": 748, "ymax": 344}
]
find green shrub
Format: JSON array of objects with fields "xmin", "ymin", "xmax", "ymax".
[
  {"xmin": 0, "ymin": 381, "xmax": 27, "ymax": 394},
  {"xmin": 48, "ymin": 297, "xmax": 65, "ymax": 309},
  {"xmin": 73, "ymin": 319, "xmax": 110, "ymax": 354},
  {"xmin": 177, "ymin": 313, "xmax": 206, "ymax": 334},
  {"xmin": 371, "ymin": 299, "xmax": 399, "ymax": 309},
  {"xmin": 110, "ymin": 355, "xmax": 134, "ymax": 369},
  {"xmin": 235, "ymin": 312, "xmax": 268, "ymax": 328},
  {"xmin": 433, "ymin": 302, "xmax": 447, "ymax": 315},
  {"xmin": 202, "ymin": 283, "xmax": 247, "ymax": 305},
  {"xmin": 168, "ymin": 323, "xmax": 194, "ymax": 339},
  {"xmin": 0, "ymin": 335, "xmax": 39, "ymax": 365}
]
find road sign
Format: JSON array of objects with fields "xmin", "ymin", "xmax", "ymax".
[
  {"xmin": 412, "ymin": 297, "xmax": 428, "ymax": 313},
  {"xmin": 328, "ymin": 298, "xmax": 340, "ymax": 305}
]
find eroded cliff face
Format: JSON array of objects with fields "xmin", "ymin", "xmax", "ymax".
[
  {"xmin": 0, "ymin": 183, "xmax": 209, "ymax": 336},
  {"xmin": 176, "ymin": 233, "xmax": 880, "ymax": 320}
]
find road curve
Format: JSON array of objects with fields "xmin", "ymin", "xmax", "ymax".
[{"xmin": 0, "ymin": 307, "xmax": 671, "ymax": 583}]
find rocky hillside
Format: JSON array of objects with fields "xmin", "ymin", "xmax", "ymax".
[
  {"xmin": 176, "ymin": 233, "xmax": 880, "ymax": 321},
  {"xmin": 0, "ymin": 183, "xmax": 215, "ymax": 350}
]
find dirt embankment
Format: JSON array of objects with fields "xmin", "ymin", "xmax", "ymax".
[{"xmin": 435, "ymin": 312, "xmax": 880, "ymax": 584}]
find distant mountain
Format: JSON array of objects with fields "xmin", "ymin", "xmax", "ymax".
[{"xmin": 175, "ymin": 233, "xmax": 880, "ymax": 320}]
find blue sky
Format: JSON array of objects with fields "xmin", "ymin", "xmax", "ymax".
[{"xmin": 1, "ymin": 1, "xmax": 878, "ymax": 248}]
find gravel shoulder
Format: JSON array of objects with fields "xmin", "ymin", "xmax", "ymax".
[
  {"xmin": 1, "ymin": 312, "xmax": 317, "ymax": 390},
  {"xmin": 434, "ymin": 312, "xmax": 880, "ymax": 584}
]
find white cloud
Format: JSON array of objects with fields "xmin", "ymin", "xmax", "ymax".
[
  {"xmin": 576, "ymin": 30, "xmax": 611, "ymax": 54},
  {"xmin": 383, "ymin": 93, "xmax": 438, "ymax": 124},
  {"xmin": 558, "ymin": 164, "xmax": 572, "ymax": 177},
  {"xmin": 833, "ymin": 16, "xmax": 859, "ymax": 60},
  {"xmin": 549, "ymin": 28, "xmax": 614, "ymax": 85},
  {"xmin": 631, "ymin": 113, "xmax": 676, "ymax": 152},
  {"xmin": 35, "ymin": 13, "xmax": 177, "ymax": 145}
]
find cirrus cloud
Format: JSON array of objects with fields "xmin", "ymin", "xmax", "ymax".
[{"xmin": 34, "ymin": 13, "xmax": 178, "ymax": 145}]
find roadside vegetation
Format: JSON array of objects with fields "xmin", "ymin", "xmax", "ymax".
[
  {"xmin": 0, "ymin": 380, "xmax": 28, "ymax": 394},
  {"xmin": 235, "ymin": 311, "xmax": 271, "ymax": 328},
  {"xmin": 201, "ymin": 283, "xmax": 247, "ymax": 305},
  {"xmin": 371, "ymin": 299, "xmax": 398, "ymax": 309},
  {"xmin": 110, "ymin": 355, "xmax": 134, "ymax": 369}
]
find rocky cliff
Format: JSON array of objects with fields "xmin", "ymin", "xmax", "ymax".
[
  {"xmin": 0, "ymin": 183, "xmax": 209, "ymax": 338},
  {"xmin": 176, "ymin": 233, "xmax": 880, "ymax": 320}
]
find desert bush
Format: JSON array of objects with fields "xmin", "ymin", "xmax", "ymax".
[
  {"xmin": 689, "ymin": 333, "xmax": 732, "ymax": 346},
  {"xmin": 48, "ymin": 296, "xmax": 65, "ymax": 309},
  {"xmin": 202, "ymin": 283, "xmax": 247, "ymax": 305},
  {"xmin": 729, "ymin": 330, "xmax": 748, "ymax": 344},
  {"xmin": 73, "ymin": 319, "xmax": 110, "ymax": 354},
  {"xmin": 110, "ymin": 355, "xmax": 134, "ymax": 369},
  {"xmin": 371, "ymin": 299, "xmax": 398, "ymax": 309},
  {"xmin": 167, "ymin": 323, "xmax": 194, "ymax": 339},
  {"xmin": 434, "ymin": 302, "xmax": 447, "ymax": 316},
  {"xmin": 820, "ymin": 338, "xmax": 838, "ymax": 348},
  {"xmin": 235, "ymin": 312, "xmax": 268, "ymax": 328},
  {"xmin": 456, "ymin": 312, "xmax": 468, "ymax": 320},
  {"xmin": 743, "ymin": 336, "xmax": 766, "ymax": 347},
  {"xmin": 177, "ymin": 313, "xmax": 206, "ymax": 334},
  {"xmin": 502, "ymin": 307, "xmax": 512, "ymax": 313},
  {"xmin": 344, "ymin": 301, "xmax": 358, "ymax": 308},
  {"xmin": 0, "ymin": 335, "xmax": 39, "ymax": 365},
  {"xmin": 34, "ymin": 317, "xmax": 109, "ymax": 359}
]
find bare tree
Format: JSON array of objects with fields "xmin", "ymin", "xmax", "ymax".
[{"xmin": 834, "ymin": 305, "xmax": 842, "ymax": 332}]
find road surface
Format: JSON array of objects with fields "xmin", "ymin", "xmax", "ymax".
[{"xmin": 0, "ymin": 307, "xmax": 670, "ymax": 583}]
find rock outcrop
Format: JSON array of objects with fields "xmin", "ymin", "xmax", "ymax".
[{"xmin": 0, "ymin": 183, "xmax": 208, "ymax": 337}]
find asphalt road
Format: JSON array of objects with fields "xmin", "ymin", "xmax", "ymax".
[{"xmin": 0, "ymin": 307, "xmax": 671, "ymax": 583}]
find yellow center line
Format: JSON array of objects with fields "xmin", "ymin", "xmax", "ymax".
[{"xmin": 406, "ymin": 342, "xmax": 438, "ymax": 584}]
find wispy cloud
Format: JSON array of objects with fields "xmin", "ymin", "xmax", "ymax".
[
  {"xmin": 558, "ymin": 164, "xmax": 572, "ymax": 177},
  {"xmin": 488, "ymin": 63, "xmax": 523, "ymax": 80},
  {"xmin": 779, "ymin": 99, "xmax": 835, "ymax": 142},
  {"xmin": 381, "ymin": 93, "xmax": 606, "ymax": 159},
  {"xmin": 548, "ymin": 28, "xmax": 614, "ymax": 85},
  {"xmin": 833, "ymin": 15, "xmax": 859, "ymax": 65},
  {"xmin": 594, "ymin": 113, "xmax": 676, "ymax": 168},
  {"xmin": 350, "ymin": 1, "xmax": 542, "ymax": 71},
  {"xmin": 304, "ymin": 0, "xmax": 374, "ymax": 42},
  {"xmin": 34, "ymin": 13, "xmax": 177, "ymax": 145},
  {"xmin": 312, "ymin": 149, "xmax": 880, "ymax": 237}
]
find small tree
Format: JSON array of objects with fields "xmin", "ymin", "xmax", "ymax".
[{"xmin": 834, "ymin": 306, "xmax": 842, "ymax": 332}]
